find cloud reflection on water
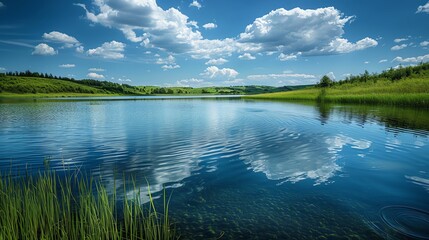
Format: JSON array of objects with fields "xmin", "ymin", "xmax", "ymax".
[{"xmin": 240, "ymin": 131, "xmax": 371, "ymax": 185}]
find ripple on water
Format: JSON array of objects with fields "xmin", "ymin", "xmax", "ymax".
[{"xmin": 380, "ymin": 205, "xmax": 429, "ymax": 239}]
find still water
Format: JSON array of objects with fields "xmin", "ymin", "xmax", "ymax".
[{"xmin": 1, "ymin": 97, "xmax": 428, "ymax": 239}]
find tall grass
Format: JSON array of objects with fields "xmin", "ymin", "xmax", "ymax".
[
  {"xmin": 0, "ymin": 171, "xmax": 176, "ymax": 240},
  {"xmin": 245, "ymin": 77, "xmax": 429, "ymax": 107}
]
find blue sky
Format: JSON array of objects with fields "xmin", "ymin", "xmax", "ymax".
[{"xmin": 0, "ymin": 0, "xmax": 428, "ymax": 87}]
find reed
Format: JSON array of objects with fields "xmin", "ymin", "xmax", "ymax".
[{"xmin": 0, "ymin": 171, "xmax": 176, "ymax": 240}]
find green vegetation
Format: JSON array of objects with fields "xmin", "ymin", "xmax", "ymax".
[
  {"xmin": 246, "ymin": 63, "xmax": 429, "ymax": 107},
  {"xmin": 0, "ymin": 71, "xmax": 308, "ymax": 97},
  {"xmin": 0, "ymin": 171, "xmax": 176, "ymax": 240}
]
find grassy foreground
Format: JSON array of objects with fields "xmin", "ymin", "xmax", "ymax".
[
  {"xmin": 0, "ymin": 172, "xmax": 176, "ymax": 240},
  {"xmin": 246, "ymin": 75, "xmax": 429, "ymax": 107}
]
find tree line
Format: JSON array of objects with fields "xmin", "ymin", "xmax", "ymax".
[
  {"xmin": 317, "ymin": 62, "xmax": 429, "ymax": 88},
  {"xmin": 1, "ymin": 70, "xmax": 76, "ymax": 81}
]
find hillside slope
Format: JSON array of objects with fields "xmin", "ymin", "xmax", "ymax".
[
  {"xmin": 246, "ymin": 63, "xmax": 429, "ymax": 107},
  {"xmin": 0, "ymin": 73, "xmax": 310, "ymax": 96}
]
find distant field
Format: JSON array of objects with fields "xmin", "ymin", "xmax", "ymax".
[
  {"xmin": 0, "ymin": 74, "xmax": 309, "ymax": 97},
  {"xmin": 246, "ymin": 64, "xmax": 429, "ymax": 108}
]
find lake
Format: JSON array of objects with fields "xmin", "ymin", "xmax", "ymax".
[{"xmin": 1, "ymin": 96, "xmax": 428, "ymax": 239}]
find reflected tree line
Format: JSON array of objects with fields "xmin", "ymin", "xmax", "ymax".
[{"xmin": 315, "ymin": 103, "xmax": 429, "ymax": 134}]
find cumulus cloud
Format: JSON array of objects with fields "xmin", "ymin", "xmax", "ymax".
[
  {"xmin": 87, "ymin": 72, "xmax": 105, "ymax": 79},
  {"xmin": 161, "ymin": 64, "xmax": 180, "ymax": 70},
  {"xmin": 391, "ymin": 44, "xmax": 408, "ymax": 51},
  {"xmin": 421, "ymin": 41, "xmax": 429, "ymax": 47},
  {"xmin": 156, "ymin": 55, "xmax": 176, "ymax": 65},
  {"xmin": 393, "ymin": 54, "xmax": 429, "ymax": 63},
  {"xmin": 87, "ymin": 41, "xmax": 125, "ymax": 59},
  {"xmin": 43, "ymin": 31, "xmax": 81, "ymax": 48},
  {"xmin": 76, "ymin": 46, "xmax": 84, "ymax": 53},
  {"xmin": 223, "ymin": 78, "xmax": 245, "ymax": 85},
  {"xmin": 238, "ymin": 53, "xmax": 256, "ymax": 60},
  {"xmin": 176, "ymin": 78, "xmax": 205, "ymax": 87},
  {"xmin": 59, "ymin": 64, "xmax": 75, "ymax": 68},
  {"xmin": 32, "ymin": 43, "xmax": 57, "ymax": 56},
  {"xmin": 394, "ymin": 38, "xmax": 408, "ymax": 43},
  {"xmin": 247, "ymin": 73, "xmax": 316, "ymax": 81},
  {"xmin": 88, "ymin": 68, "xmax": 105, "ymax": 72},
  {"xmin": 155, "ymin": 55, "xmax": 180, "ymax": 70},
  {"xmin": 201, "ymin": 66, "xmax": 239, "ymax": 79},
  {"xmin": 189, "ymin": 20, "xmax": 199, "ymax": 29},
  {"xmin": 239, "ymin": 7, "xmax": 377, "ymax": 55},
  {"xmin": 0, "ymin": 67, "xmax": 6, "ymax": 71},
  {"xmin": 189, "ymin": 0, "xmax": 201, "ymax": 9},
  {"xmin": 326, "ymin": 72, "xmax": 336, "ymax": 80},
  {"xmin": 417, "ymin": 1, "xmax": 429, "ymax": 13},
  {"xmin": 379, "ymin": 59, "xmax": 388, "ymax": 63},
  {"xmin": 203, "ymin": 23, "xmax": 217, "ymax": 29},
  {"xmin": 77, "ymin": 2, "xmax": 377, "ymax": 59},
  {"xmin": 118, "ymin": 78, "xmax": 132, "ymax": 82},
  {"xmin": 322, "ymin": 37, "xmax": 378, "ymax": 54},
  {"xmin": 205, "ymin": 58, "xmax": 228, "ymax": 65},
  {"xmin": 278, "ymin": 52, "xmax": 301, "ymax": 61}
]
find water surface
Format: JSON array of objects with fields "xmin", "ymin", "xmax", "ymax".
[{"xmin": 1, "ymin": 97, "xmax": 428, "ymax": 239}]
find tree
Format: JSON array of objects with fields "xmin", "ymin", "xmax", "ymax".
[{"xmin": 319, "ymin": 75, "xmax": 333, "ymax": 88}]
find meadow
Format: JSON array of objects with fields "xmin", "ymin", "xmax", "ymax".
[{"xmin": 246, "ymin": 63, "xmax": 429, "ymax": 107}]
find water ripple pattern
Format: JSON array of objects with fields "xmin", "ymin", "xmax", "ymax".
[
  {"xmin": 380, "ymin": 206, "xmax": 429, "ymax": 239},
  {"xmin": 1, "ymin": 97, "xmax": 429, "ymax": 239}
]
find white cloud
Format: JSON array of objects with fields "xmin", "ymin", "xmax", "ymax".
[
  {"xmin": 238, "ymin": 53, "xmax": 256, "ymax": 60},
  {"xmin": 87, "ymin": 41, "xmax": 125, "ymax": 59},
  {"xmin": 417, "ymin": 1, "xmax": 429, "ymax": 13},
  {"xmin": 189, "ymin": 20, "xmax": 199, "ymax": 29},
  {"xmin": 322, "ymin": 37, "xmax": 378, "ymax": 53},
  {"xmin": 393, "ymin": 54, "xmax": 429, "ymax": 63},
  {"xmin": 156, "ymin": 55, "xmax": 180, "ymax": 70},
  {"xmin": 247, "ymin": 73, "xmax": 316, "ymax": 81},
  {"xmin": 189, "ymin": 0, "xmax": 202, "ymax": 9},
  {"xmin": 421, "ymin": 41, "xmax": 429, "ymax": 47},
  {"xmin": 0, "ymin": 2, "xmax": 4, "ymax": 7},
  {"xmin": 239, "ymin": 7, "xmax": 377, "ymax": 55},
  {"xmin": 364, "ymin": 61, "xmax": 369, "ymax": 64},
  {"xmin": 278, "ymin": 52, "xmax": 301, "ymax": 61},
  {"xmin": 32, "ymin": 43, "xmax": 57, "ymax": 56},
  {"xmin": 203, "ymin": 23, "xmax": 217, "ymax": 29},
  {"xmin": 394, "ymin": 38, "xmax": 408, "ymax": 43},
  {"xmin": 391, "ymin": 44, "xmax": 408, "ymax": 51},
  {"xmin": 326, "ymin": 72, "xmax": 336, "ymax": 80},
  {"xmin": 205, "ymin": 58, "xmax": 228, "ymax": 65},
  {"xmin": 161, "ymin": 64, "xmax": 180, "ymax": 70},
  {"xmin": 223, "ymin": 78, "xmax": 245, "ymax": 85},
  {"xmin": 43, "ymin": 31, "xmax": 80, "ymax": 48},
  {"xmin": 201, "ymin": 66, "xmax": 239, "ymax": 79},
  {"xmin": 0, "ymin": 67, "xmax": 6, "ymax": 71},
  {"xmin": 59, "ymin": 64, "xmax": 75, "ymax": 68},
  {"xmin": 78, "ymin": 3, "xmax": 377, "ymax": 59},
  {"xmin": 156, "ymin": 55, "xmax": 176, "ymax": 65},
  {"xmin": 176, "ymin": 78, "xmax": 205, "ymax": 87},
  {"xmin": 379, "ymin": 59, "xmax": 388, "ymax": 63},
  {"xmin": 76, "ymin": 46, "xmax": 84, "ymax": 53},
  {"xmin": 88, "ymin": 68, "xmax": 105, "ymax": 72},
  {"xmin": 87, "ymin": 72, "xmax": 105, "ymax": 79},
  {"xmin": 118, "ymin": 78, "xmax": 132, "ymax": 82}
]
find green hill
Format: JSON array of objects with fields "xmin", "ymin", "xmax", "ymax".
[
  {"xmin": 246, "ymin": 63, "xmax": 429, "ymax": 108},
  {"xmin": 0, "ymin": 72, "xmax": 307, "ymax": 97}
]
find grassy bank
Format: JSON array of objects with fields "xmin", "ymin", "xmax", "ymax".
[
  {"xmin": 0, "ymin": 172, "xmax": 176, "ymax": 240},
  {"xmin": 245, "ymin": 71, "xmax": 429, "ymax": 107}
]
